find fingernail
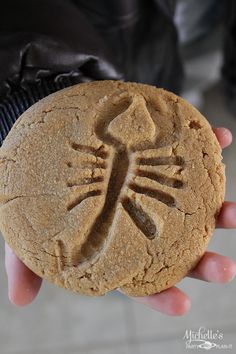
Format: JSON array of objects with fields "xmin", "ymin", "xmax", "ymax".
[
  {"xmin": 208, "ymin": 258, "xmax": 236, "ymax": 283},
  {"xmin": 226, "ymin": 263, "xmax": 236, "ymax": 282},
  {"xmin": 226, "ymin": 205, "xmax": 236, "ymax": 228},
  {"xmin": 228, "ymin": 204, "xmax": 236, "ymax": 216}
]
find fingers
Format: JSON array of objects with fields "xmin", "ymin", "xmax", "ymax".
[
  {"xmin": 212, "ymin": 127, "xmax": 232, "ymax": 149},
  {"xmin": 188, "ymin": 251, "xmax": 236, "ymax": 283},
  {"xmin": 129, "ymin": 286, "xmax": 191, "ymax": 316},
  {"xmin": 5, "ymin": 243, "xmax": 42, "ymax": 307},
  {"xmin": 129, "ymin": 250, "xmax": 236, "ymax": 315},
  {"xmin": 216, "ymin": 201, "xmax": 236, "ymax": 228}
]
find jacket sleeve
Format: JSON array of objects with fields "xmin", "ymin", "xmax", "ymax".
[
  {"xmin": 0, "ymin": 0, "xmax": 123, "ymax": 144},
  {"xmin": 222, "ymin": 0, "xmax": 236, "ymax": 103}
]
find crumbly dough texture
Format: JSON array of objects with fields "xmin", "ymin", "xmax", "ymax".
[{"xmin": 0, "ymin": 81, "xmax": 225, "ymax": 296}]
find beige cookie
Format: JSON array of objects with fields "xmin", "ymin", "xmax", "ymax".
[{"xmin": 0, "ymin": 81, "xmax": 225, "ymax": 296}]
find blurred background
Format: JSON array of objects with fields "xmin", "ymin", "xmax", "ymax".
[{"xmin": 0, "ymin": 1, "xmax": 236, "ymax": 353}]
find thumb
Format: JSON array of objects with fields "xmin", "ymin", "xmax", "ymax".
[{"xmin": 5, "ymin": 242, "xmax": 42, "ymax": 306}]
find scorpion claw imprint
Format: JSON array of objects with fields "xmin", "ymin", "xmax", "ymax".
[{"xmin": 65, "ymin": 94, "xmax": 184, "ymax": 265}]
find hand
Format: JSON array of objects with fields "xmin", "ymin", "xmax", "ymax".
[{"xmin": 4, "ymin": 127, "xmax": 236, "ymax": 315}]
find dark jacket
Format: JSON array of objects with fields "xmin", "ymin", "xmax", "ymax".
[{"xmin": 0, "ymin": 0, "xmax": 234, "ymax": 144}]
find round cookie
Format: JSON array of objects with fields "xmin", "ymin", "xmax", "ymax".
[{"xmin": 0, "ymin": 81, "xmax": 225, "ymax": 296}]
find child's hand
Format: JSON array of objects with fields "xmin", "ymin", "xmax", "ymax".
[{"xmin": 4, "ymin": 127, "xmax": 236, "ymax": 315}]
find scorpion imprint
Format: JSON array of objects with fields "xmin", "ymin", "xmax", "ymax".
[{"xmin": 65, "ymin": 94, "xmax": 185, "ymax": 265}]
